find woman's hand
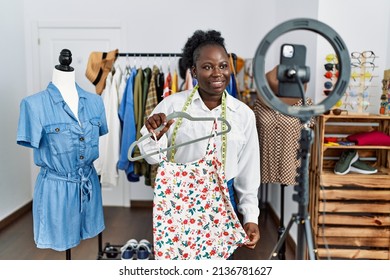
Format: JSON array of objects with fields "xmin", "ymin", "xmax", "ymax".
[
  {"xmin": 145, "ymin": 113, "xmax": 175, "ymax": 140},
  {"xmin": 243, "ymin": 222, "xmax": 260, "ymax": 249}
]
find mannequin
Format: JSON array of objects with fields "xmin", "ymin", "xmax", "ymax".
[
  {"xmin": 16, "ymin": 48, "xmax": 108, "ymax": 259},
  {"xmin": 254, "ymin": 66, "xmax": 314, "ymax": 259},
  {"xmin": 52, "ymin": 49, "xmax": 79, "ymax": 122}
]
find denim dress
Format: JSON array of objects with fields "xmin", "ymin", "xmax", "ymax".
[{"xmin": 17, "ymin": 82, "xmax": 108, "ymax": 251}]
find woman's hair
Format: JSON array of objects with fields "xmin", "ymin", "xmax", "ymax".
[{"xmin": 181, "ymin": 30, "xmax": 228, "ymax": 70}]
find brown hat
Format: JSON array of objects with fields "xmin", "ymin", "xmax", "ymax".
[{"xmin": 85, "ymin": 49, "xmax": 118, "ymax": 94}]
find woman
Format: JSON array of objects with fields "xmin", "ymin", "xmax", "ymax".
[{"xmin": 138, "ymin": 30, "xmax": 260, "ymax": 258}]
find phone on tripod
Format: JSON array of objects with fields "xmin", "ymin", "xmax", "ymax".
[{"xmin": 278, "ymin": 44, "xmax": 307, "ymax": 98}]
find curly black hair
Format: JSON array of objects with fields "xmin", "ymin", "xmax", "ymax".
[{"xmin": 181, "ymin": 30, "xmax": 228, "ymax": 70}]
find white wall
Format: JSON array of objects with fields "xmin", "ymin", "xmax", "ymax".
[
  {"xmin": 258, "ymin": 0, "xmax": 390, "ymax": 245},
  {"xmin": 21, "ymin": 0, "xmax": 279, "ymax": 206},
  {"xmin": 1, "ymin": 0, "xmax": 280, "ymax": 221},
  {"xmin": 0, "ymin": 0, "xmax": 32, "ymax": 221},
  {"xmin": 315, "ymin": 0, "xmax": 390, "ymax": 113},
  {"xmin": 1, "ymin": 0, "xmax": 390, "ymax": 249}
]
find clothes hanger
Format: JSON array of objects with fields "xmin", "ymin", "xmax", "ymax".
[{"xmin": 128, "ymin": 111, "xmax": 231, "ymax": 161}]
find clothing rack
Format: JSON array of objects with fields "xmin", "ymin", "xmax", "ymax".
[
  {"xmin": 117, "ymin": 52, "xmax": 182, "ymax": 57},
  {"xmin": 116, "ymin": 52, "xmax": 237, "ymax": 71}
]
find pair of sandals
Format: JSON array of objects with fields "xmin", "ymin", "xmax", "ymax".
[{"xmin": 120, "ymin": 239, "xmax": 152, "ymax": 260}]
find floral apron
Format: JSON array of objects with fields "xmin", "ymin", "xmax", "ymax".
[{"xmin": 153, "ymin": 121, "xmax": 248, "ymax": 260}]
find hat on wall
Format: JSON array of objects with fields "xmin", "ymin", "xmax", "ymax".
[{"xmin": 85, "ymin": 49, "xmax": 118, "ymax": 95}]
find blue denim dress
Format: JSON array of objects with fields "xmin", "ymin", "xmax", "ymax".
[{"xmin": 17, "ymin": 82, "xmax": 108, "ymax": 251}]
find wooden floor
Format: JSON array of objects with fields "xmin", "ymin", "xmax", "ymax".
[{"xmin": 0, "ymin": 205, "xmax": 294, "ymax": 260}]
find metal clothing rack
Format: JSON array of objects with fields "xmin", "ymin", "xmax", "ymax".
[
  {"xmin": 117, "ymin": 52, "xmax": 182, "ymax": 57},
  {"xmin": 116, "ymin": 52, "xmax": 238, "ymax": 71}
]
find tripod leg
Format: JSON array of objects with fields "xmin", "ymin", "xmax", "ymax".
[
  {"xmin": 304, "ymin": 217, "xmax": 317, "ymax": 260},
  {"xmin": 268, "ymin": 215, "xmax": 296, "ymax": 260},
  {"xmin": 277, "ymin": 184, "xmax": 287, "ymax": 260},
  {"xmin": 296, "ymin": 216, "xmax": 307, "ymax": 260}
]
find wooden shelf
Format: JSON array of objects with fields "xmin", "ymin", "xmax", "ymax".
[
  {"xmin": 323, "ymin": 145, "xmax": 390, "ymax": 151},
  {"xmin": 309, "ymin": 114, "xmax": 390, "ymax": 260},
  {"xmin": 320, "ymin": 169, "xmax": 390, "ymax": 188},
  {"xmin": 323, "ymin": 113, "xmax": 390, "ymax": 120}
]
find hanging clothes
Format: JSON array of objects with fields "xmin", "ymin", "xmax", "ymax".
[
  {"xmin": 142, "ymin": 67, "xmax": 152, "ymax": 115},
  {"xmin": 162, "ymin": 71, "xmax": 172, "ymax": 99},
  {"xmin": 144, "ymin": 66, "xmax": 160, "ymax": 116},
  {"xmin": 133, "ymin": 68, "xmax": 144, "ymax": 134},
  {"xmin": 95, "ymin": 72, "xmax": 112, "ymax": 180},
  {"xmin": 132, "ymin": 68, "xmax": 148, "ymax": 176},
  {"xmin": 118, "ymin": 66, "xmax": 130, "ymax": 106},
  {"xmin": 254, "ymin": 98, "xmax": 315, "ymax": 185},
  {"xmin": 143, "ymin": 65, "xmax": 160, "ymax": 186},
  {"xmin": 153, "ymin": 121, "xmax": 249, "ymax": 260},
  {"xmin": 16, "ymin": 83, "xmax": 108, "ymax": 251},
  {"xmin": 171, "ymin": 69, "xmax": 178, "ymax": 94},
  {"xmin": 226, "ymin": 73, "xmax": 238, "ymax": 98},
  {"xmin": 118, "ymin": 67, "xmax": 139, "ymax": 182},
  {"xmin": 226, "ymin": 54, "xmax": 241, "ymax": 99},
  {"xmin": 95, "ymin": 66, "xmax": 122, "ymax": 186},
  {"xmin": 183, "ymin": 68, "xmax": 194, "ymax": 90},
  {"xmin": 156, "ymin": 71, "xmax": 165, "ymax": 103}
]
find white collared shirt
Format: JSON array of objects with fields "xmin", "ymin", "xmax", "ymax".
[
  {"xmin": 138, "ymin": 89, "xmax": 260, "ymax": 225},
  {"xmin": 94, "ymin": 67, "xmax": 122, "ymax": 186}
]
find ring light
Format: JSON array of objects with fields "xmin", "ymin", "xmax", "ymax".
[{"xmin": 253, "ymin": 18, "xmax": 351, "ymax": 120}]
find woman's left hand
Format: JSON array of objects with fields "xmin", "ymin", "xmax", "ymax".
[{"xmin": 243, "ymin": 222, "xmax": 260, "ymax": 249}]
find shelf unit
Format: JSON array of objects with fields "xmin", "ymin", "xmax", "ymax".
[{"xmin": 309, "ymin": 113, "xmax": 390, "ymax": 260}]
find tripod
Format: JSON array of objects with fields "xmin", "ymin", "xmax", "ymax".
[
  {"xmin": 252, "ymin": 17, "xmax": 351, "ymax": 261},
  {"xmin": 268, "ymin": 122, "xmax": 317, "ymax": 260}
]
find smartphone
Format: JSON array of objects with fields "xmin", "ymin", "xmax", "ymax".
[{"xmin": 278, "ymin": 44, "xmax": 307, "ymax": 98}]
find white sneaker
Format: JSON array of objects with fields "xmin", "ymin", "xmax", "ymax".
[
  {"xmin": 120, "ymin": 239, "xmax": 138, "ymax": 260},
  {"xmin": 136, "ymin": 239, "xmax": 152, "ymax": 260}
]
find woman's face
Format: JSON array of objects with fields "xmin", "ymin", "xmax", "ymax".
[{"xmin": 192, "ymin": 44, "xmax": 231, "ymax": 95}]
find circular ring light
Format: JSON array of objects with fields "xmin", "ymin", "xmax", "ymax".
[{"xmin": 253, "ymin": 18, "xmax": 350, "ymax": 120}]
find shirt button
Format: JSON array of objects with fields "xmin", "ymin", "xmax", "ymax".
[
  {"xmin": 79, "ymin": 137, "xmax": 85, "ymax": 141},
  {"xmin": 80, "ymin": 155, "xmax": 84, "ymax": 160},
  {"xmin": 55, "ymin": 128, "xmax": 60, "ymax": 132}
]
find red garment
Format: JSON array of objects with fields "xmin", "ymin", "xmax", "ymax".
[
  {"xmin": 162, "ymin": 72, "xmax": 172, "ymax": 98},
  {"xmin": 347, "ymin": 130, "xmax": 390, "ymax": 146}
]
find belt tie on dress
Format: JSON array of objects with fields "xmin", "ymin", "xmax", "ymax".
[
  {"xmin": 42, "ymin": 167, "xmax": 93, "ymax": 213},
  {"xmin": 78, "ymin": 167, "xmax": 93, "ymax": 213}
]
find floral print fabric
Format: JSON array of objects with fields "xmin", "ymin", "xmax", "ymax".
[{"xmin": 153, "ymin": 122, "xmax": 248, "ymax": 259}]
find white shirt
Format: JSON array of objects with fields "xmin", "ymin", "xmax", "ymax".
[
  {"xmin": 95, "ymin": 67, "xmax": 122, "ymax": 186},
  {"xmin": 138, "ymin": 89, "xmax": 260, "ymax": 225}
]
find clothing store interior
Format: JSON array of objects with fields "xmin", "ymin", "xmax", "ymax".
[{"xmin": 1, "ymin": 0, "xmax": 390, "ymax": 262}]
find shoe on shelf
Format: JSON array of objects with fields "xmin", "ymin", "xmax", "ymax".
[
  {"xmin": 350, "ymin": 160, "xmax": 378, "ymax": 174},
  {"xmin": 334, "ymin": 150, "xmax": 359, "ymax": 175},
  {"xmin": 136, "ymin": 239, "xmax": 152, "ymax": 260},
  {"xmin": 120, "ymin": 239, "xmax": 138, "ymax": 260}
]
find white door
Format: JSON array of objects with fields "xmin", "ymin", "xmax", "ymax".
[{"xmin": 37, "ymin": 24, "xmax": 132, "ymax": 206}]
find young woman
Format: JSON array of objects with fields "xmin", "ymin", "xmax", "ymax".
[{"xmin": 138, "ymin": 30, "xmax": 260, "ymax": 259}]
